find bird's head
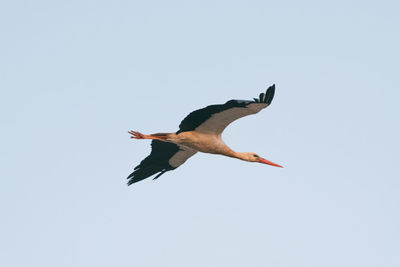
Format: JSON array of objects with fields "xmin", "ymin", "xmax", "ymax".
[{"xmin": 243, "ymin": 152, "xmax": 283, "ymax": 168}]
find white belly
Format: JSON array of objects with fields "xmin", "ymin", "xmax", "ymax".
[{"xmin": 174, "ymin": 131, "xmax": 227, "ymax": 154}]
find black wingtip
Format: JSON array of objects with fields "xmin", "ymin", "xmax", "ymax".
[
  {"xmin": 153, "ymin": 170, "xmax": 167, "ymax": 180},
  {"xmin": 126, "ymin": 173, "xmax": 136, "ymax": 186},
  {"xmin": 127, "ymin": 178, "xmax": 134, "ymax": 186},
  {"xmin": 253, "ymin": 84, "xmax": 275, "ymax": 104},
  {"xmin": 259, "ymin": 93, "xmax": 265, "ymax": 103},
  {"xmin": 264, "ymin": 84, "xmax": 275, "ymax": 104}
]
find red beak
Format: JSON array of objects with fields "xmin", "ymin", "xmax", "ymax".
[{"xmin": 259, "ymin": 157, "xmax": 283, "ymax": 168}]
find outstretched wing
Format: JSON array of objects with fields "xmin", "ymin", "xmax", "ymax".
[
  {"xmin": 177, "ymin": 84, "xmax": 275, "ymax": 135},
  {"xmin": 127, "ymin": 140, "xmax": 197, "ymax": 185}
]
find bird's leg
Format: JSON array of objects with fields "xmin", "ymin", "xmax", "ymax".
[{"xmin": 128, "ymin": 131, "xmax": 168, "ymax": 141}]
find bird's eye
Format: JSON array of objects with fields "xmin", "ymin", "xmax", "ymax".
[{"xmin": 253, "ymin": 154, "xmax": 259, "ymax": 158}]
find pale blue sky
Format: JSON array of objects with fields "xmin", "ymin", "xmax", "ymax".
[{"xmin": 1, "ymin": 1, "xmax": 399, "ymax": 266}]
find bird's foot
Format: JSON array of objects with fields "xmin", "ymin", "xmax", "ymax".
[
  {"xmin": 128, "ymin": 131, "xmax": 146, "ymax": 139},
  {"xmin": 129, "ymin": 130, "xmax": 169, "ymax": 141}
]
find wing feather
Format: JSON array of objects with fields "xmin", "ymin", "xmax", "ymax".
[
  {"xmin": 127, "ymin": 141, "xmax": 196, "ymax": 185},
  {"xmin": 177, "ymin": 84, "xmax": 275, "ymax": 135}
]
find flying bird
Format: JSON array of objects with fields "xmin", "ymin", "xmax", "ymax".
[{"xmin": 127, "ymin": 84, "xmax": 282, "ymax": 185}]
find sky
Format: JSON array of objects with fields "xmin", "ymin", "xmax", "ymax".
[{"xmin": 1, "ymin": 1, "xmax": 399, "ymax": 266}]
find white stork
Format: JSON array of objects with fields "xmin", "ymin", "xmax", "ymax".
[{"xmin": 127, "ymin": 84, "xmax": 282, "ymax": 185}]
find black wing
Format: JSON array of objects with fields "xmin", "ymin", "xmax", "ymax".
[
  {"xmin": 177, "ymin": 84, "xmax": 275, "ymax": 134},
  {"xmin": 127, "ymin": 140, "xmax": 196, "ymax": 185}
]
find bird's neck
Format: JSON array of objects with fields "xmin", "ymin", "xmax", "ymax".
[{"xmin": 223, "ymin": 149, "xmax": 249, "ymax": 162}]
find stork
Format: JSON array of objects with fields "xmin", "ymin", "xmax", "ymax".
[{"xmin": 127, "ymin": 84, "xmax": 282, "ymax": 185}]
